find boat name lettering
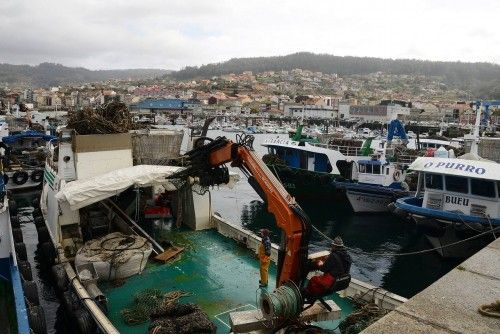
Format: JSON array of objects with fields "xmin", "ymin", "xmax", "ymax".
[
  {"xmin": 444, "ymin": 195, "xmax": 469, "ymax": 206},
  {"xmin": 423, "ymin": 162, "xmax": 486, "ymax": 175}
]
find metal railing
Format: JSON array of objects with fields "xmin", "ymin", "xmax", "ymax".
[{"xmin": 308, "ymin": 142, "xmax": 365, "ymax": 156}]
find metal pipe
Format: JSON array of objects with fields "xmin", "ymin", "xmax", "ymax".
[
  {"xmin": 63, "ymin": 262, "xmax": 119, "ymax": 334},
  {"xmin": 102, "ymin": 199, "xmax": 164, "ymax": 255}
]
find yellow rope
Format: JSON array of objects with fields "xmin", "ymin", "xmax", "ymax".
[{"xmin": 478, "ymin": 300, "xmax": 500, "ymax": 318}]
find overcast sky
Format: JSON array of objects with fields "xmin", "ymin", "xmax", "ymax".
[{"xmin": 1, "ymin": 0, "xmax": 498, "ymax": 70}]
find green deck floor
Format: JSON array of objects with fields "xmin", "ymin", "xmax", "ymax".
[{"xmin": 102, "ymin": 229, "xmax": 353, "ymax": 333}]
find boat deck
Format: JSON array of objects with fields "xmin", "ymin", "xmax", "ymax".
[{"xmin": 102, "ymin": 228, "xmax": 354, "ymax": 333}]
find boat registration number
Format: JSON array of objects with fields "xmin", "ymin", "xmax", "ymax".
[{"xmin": 444, "ymin": 195, "xmax": 469, "ymax": 207}]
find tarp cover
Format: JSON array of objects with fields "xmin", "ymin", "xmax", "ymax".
[
  {"xmin": 2, "ymin": 130, "xmax": 57, "ymax": 144},
  {"xmin": 56, "ymin": 165, "xmax": 239, "ymax": 210}
]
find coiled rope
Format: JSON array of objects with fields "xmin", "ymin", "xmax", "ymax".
[{"xmin": 261, "ymin": 283, "xmax": 302, "ymax": 320}]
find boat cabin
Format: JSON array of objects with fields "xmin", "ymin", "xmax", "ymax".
[
  {"xmin": 356, "ymin": 159, "xmax": 404, "ymax": 187},
  {"xmin": 265, "ymin": 142, "xmax": 333, "ymax": 173},
  {"xmin": 411, "ymin": 157, "xmax": 500, "ymax": 218}
]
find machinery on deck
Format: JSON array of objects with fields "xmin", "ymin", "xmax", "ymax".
[
  {"xmin": 168, "ymin": 134, "xmax": 327, "ymax": 324},
  {"xmin": 170, "ymin": 134, "xmax": 311, "ymax": 286}
]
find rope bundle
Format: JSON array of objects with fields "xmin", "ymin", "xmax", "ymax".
[
  {"xmin": 121, "ymin": 289, "xmax": 190, "ymax": 325},
  {"xmin": 261, "ymin": 283, "xmax": 302, "ymax": 320}
]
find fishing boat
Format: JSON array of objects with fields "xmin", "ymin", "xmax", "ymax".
[
  {"xmin": 336, "ymin": 154, "xmax": 410, "ymax": 213},
  {"xmin": 261, "ymin": 118, "xmax": 417, "ymax": 202},
  {"xmin": 1, "ymin": 130, "xmax": 57, "ymax": 192},
  {"xmin": 390, "ymin": 100, "xmax": 500, "ymax": 257},
  {"xmin": 0, "ymin": 174, "xmax": 45, "ymax": 333},
  {"xmin": 33, "ymin": 129, "xmax": 405, "ymax": 333},
  {"xmin": 390, "ymin": 156, "xmax": 499, "ymax": 257}
]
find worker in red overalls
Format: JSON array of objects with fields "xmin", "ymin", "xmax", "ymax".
[{"xmin": 304, "ymin": 236, "xmax": 352, "ymax": 298}]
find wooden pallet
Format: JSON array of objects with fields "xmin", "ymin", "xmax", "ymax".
[{"xmin": 154, "ymin": 246, "xmax": 185, "ymax": 263}]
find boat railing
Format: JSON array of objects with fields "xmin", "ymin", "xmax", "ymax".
[
  {"xmin": 308, "ymin": 142, "xmax": 365, "ymax": 156},
  {"xmin": 395, "ymin": 154, "xmax": 419, "ymax": 166}
]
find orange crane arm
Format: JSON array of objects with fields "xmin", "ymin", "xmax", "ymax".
[{"xmin": 172, "ymin": 136, "xmax": 310, "ymax": 286}]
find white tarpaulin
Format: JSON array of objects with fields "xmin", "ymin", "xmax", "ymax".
[{"xmin": 56, "ymin": 165, "xmax": 239, "ymax": 210}]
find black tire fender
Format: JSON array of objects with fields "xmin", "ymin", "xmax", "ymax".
[
  {"xmin": 31, "ymin": 170, "xmax": 44, "ymax": 183},
  {"xmin": 19, "ymin": 261, "xmax": 33, "ymax": 281},
  {"xmin": 28, "ymin": 305, "xmax": 47, "ymax": 334},
  {"xmin": 51, "ymin": 264, "xmax": 69, "ymax": 292},
  {"xmin": 15, "ymin": 242, "xmax": 27, "ymax": 261},
  {"xmin": 37, "ymin": 226, "xmax": 50, "ymax": 244},
  {"xmin": 12, "ymin": 171, "xmax": 29, "ymax": 185},
  {"xmin": 23, "ymin": 280, "xmax": 40, "ymax": 306},
  {"xmin": 12, "ymin": 227, "xmax": 23, "ymax": 243}
]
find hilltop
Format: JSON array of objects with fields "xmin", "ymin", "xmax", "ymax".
[
  {"xmin": 172, "ymin": 52, "xmax": 500, "ymax": 98},
  {"xmin": 0, "ymin": 63, "xmax": 170, "ymax": 87}
]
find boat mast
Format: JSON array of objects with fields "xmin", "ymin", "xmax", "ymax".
[{"xmin": 470, "ymin": 102, "xmax": 482, "ymax": 156}]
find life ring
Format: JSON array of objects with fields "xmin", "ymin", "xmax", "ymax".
[
  {"xmin": 31, "ymin": 170, "xmax": 44, "ymax": 183},
  {"xmin": 393, "ymin": 170, "xmax": 402, "ymax": 181},
  {"xmin": 12, "ymin": 171, "xmax": 29, "ymax": 185}
]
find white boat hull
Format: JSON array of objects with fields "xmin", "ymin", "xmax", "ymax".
[{"xmin": 346, "ymin": 190, "xmax": 392, "ymax": 213}]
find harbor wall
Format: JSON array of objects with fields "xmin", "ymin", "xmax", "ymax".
[{"xmin": 362, "ymin": 237, "xmax": 500, "ymax": 333}]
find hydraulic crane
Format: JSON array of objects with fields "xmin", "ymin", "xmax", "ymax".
[{"xmin": 169, "ymin": 134, "xmax": 311, "ymax": 288}]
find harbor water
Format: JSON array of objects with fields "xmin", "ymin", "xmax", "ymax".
[
  {"xmin": 13, "ymin": 128, "xmax": 463, "ymax": 333},
  {"xmin": 196, "ymin": 130, "xmax": 463, "ymax": 298}
]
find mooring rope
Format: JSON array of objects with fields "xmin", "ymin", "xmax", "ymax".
[{"xmin": 310, "ymin": 224, "xmax": 500, "ymax": 257}]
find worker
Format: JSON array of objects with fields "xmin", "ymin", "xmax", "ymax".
[
  {"xmin": 258, "ymin": 228, "xmax": 272, "ymax": 287},
  {"xmin": 303, "ymin": 236, "xmax": 351, "ymax": 299}
]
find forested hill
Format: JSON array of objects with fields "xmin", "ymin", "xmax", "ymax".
[
  {"xmin": 0, "ymin": 63, "xmax": 169, "ymax": 87},
  {"xmin": 173, "ymin": 52, "xmax": 500, "ymax": 97}
]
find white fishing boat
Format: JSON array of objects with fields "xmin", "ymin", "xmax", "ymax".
[
  {"xmin": 390, "ymin": 101, "xmax": 500, "ymax": 257},
  {"xmin": 391, "ymin": 156, "xmax": 499, "ymax": 257},
  {"xmin": 336, "ymin": 155, "xmax": 410, "ymax": 213}
]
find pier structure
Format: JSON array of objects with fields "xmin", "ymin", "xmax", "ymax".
[{"xmin": 362, "ymin": 237, "xmax": 500, "ymax": 333}]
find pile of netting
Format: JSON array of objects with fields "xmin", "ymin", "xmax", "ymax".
[
  {"xmin": 148, "ymin": 303, "xmax": 217, "ymax": 334},
  {"xmin": 338, "ymin": 299, "xmax": 388, "ymax": 334},
  {"xmin": 67, "ymin": 102, "xmax": 136, "ymax": 134},
  {"xmin": 121, "ymin": 289, "xmax": 190, "ymax": 325},
  {"xmin": 75, "ymin": 232, "xmax": 153, "ymax": 281}
]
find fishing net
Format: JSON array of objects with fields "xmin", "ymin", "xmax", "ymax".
[
  {"xmin": 67, "ymin": 102, "xmax": 138, "ymax": 134},
  {"xmin": 338, "ymin": 301, "xmax": 387, "ymax": 334},
  {"xmin": 148, "ymin": 303, "xmax": 217, "ymax": 334},
  {"xmin": 121, "ymin": 289, "xmax": 190, "ymax": 325}
]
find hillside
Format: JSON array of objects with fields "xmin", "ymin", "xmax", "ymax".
[
  {"xmin": 173, "ymin": 52, "xmax": 500, "ymax": 98},
  {"xmin": 0, "ymin": 63, "xmax": 169, "ymax": 87}
]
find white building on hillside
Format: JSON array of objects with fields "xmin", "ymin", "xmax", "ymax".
[{"xmin": 339, "ymin": 103, "xmax": 410, "ymax": 121}]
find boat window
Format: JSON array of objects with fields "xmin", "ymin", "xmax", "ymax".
[
  {"xmin": 386, "ymin": 167, "xmax": 390, "ymax": 175},
  {"xmin": 365, "ymin": 164, "xmax": 372, "ymax": 174},
  {"xmin": 359, "ymin": 164, "xmax": 366, "ymax": 173},
  {"xmin": 373, "ymin": 164, "xmax": 381, "ymax": 174},
  {"xmin": 445, "ymin": 175, "xmax": 468, "ymax": 194},
  {"xmin": 470, "ymin": 179, "xmax": 496, "ymax": 198},
  {"xmin": 425, "ymin": 173, "xmax": 443, "ymax": 190}
]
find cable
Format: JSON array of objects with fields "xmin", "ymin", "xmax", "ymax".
[{"xmin": 310, "ymin": 223, "xmax": 500, "ymax": 257}]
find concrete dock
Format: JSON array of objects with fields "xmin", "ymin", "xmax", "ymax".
[{"xmin": 362, "ymin": 237, "xmax": 500, "ymax": 334}]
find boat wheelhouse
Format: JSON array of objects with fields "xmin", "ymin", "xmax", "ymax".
[
  {"xmin": 392, "ymin": 157, "xmax": 500, "ymax": 257},
  {"xmin": 337, "ymin": 158, "xmax": 410, "ymax": 213}
]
